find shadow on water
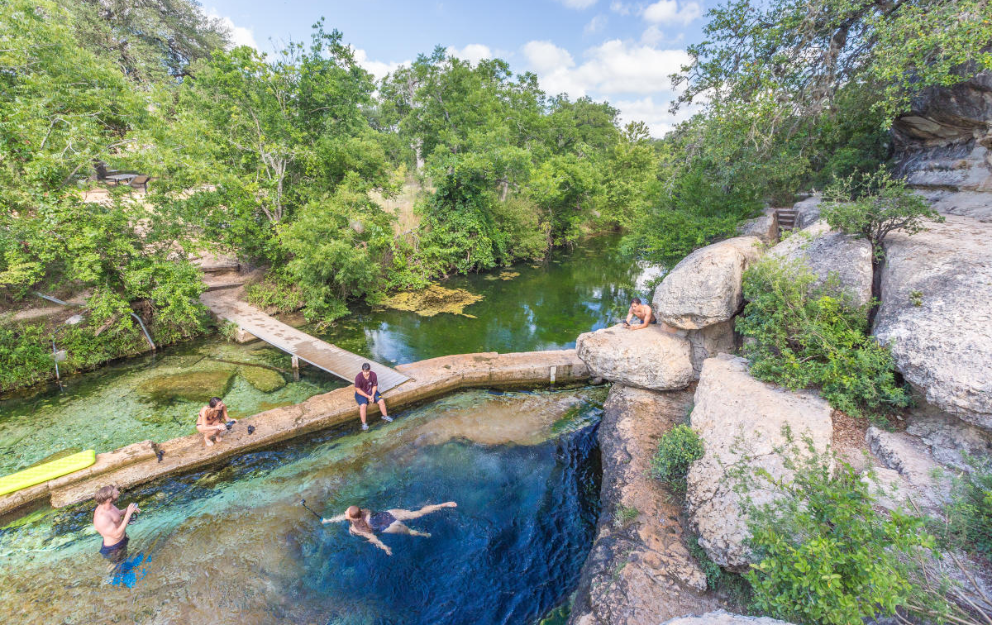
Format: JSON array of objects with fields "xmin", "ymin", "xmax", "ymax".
[{"xmin": 0, "ymin": 388, "xmax": 604, "ymax": 625}]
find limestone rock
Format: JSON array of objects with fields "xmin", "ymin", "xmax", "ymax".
[
  {"xmin": 770, "ymin": 220, "xmax": 873, "ymax": 307},
  {"xmin": 653, "ymin": 237, "xmax": 763, "ymax": 330},
  {"xmin": 926, "ymin": 189, "xmax": 992, "ymax": 222},
  {"xmin": 685, "ymin": 321, "xmax": 737, "ymax": 377},
  {"xmin": 866, "ymin": 426, "xmax": 946, "ymax": 511},
  {"xmin": 737, "ymin": 209, "xmax": 779, "ymax": 243},
  {"xmin": 792, "ymin": 195, "xmax": 822, "ymax": 230},
  {"xmin": 687, "ymin": 355, "xmax": 833, "ymax": 569},
  {"xmin": 892, "ymin": 70, "xmax": 992, "ymax": 150},
  {"xmin": 576, "ymin": 325, "xmax": 694, "ymax": 391},
  {"xmin": 662, "ymin": 610, "xmax": 796, "ymax": 625},
  {"xmin": 873, "ymin": 216, "xmax": 992, "ymax": 429},
  {"xmin": 569, "ymin": 386, "xmax": 723, "ymax": 625},
  {"xmin": 906, "ymin": 404, "xmax": 992, "ymax": 470}
]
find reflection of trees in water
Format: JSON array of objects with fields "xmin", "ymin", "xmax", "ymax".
[{"xmin": 314, "ymin": 235, "xmax": 646, "ymax": 363}]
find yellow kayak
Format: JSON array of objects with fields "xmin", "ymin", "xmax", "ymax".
[{"xmin": 0, "ymin": 450, "xmax": 97, "ymax": 496}]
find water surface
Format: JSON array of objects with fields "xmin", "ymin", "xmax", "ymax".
[{"xmin": 0, "ymin": 388, "xmax": 604, "ymax": 625}]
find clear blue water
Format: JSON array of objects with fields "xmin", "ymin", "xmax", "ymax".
[{"xmin": 0, "ymin": 388, "xmax": 605, "ymax": 625}]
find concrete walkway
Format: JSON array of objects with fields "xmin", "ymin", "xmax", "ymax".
[
  {"xmin": 0, "ymin": 349, "xmax": 589, "ymax": 519},
  {"xmin": 201, "ymin": 290, "xmax": 410, "ymax": 392}
]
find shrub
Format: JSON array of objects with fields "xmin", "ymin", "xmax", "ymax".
[
  {"xmin": 940, "ymin": 455, "xmax": 992, "ymax": 558},
  {"xmin": 742, "ymin": 434, "xmax": 945, "ymax": 625},
  {"xmin": 822, "ymin": 168, "xmax": 943, "ymax": 263},
  {"xmin": 651, "ymin": 424, "xmax": 704, "ymax": 496},
  {"xmin": 737, "ymin": 256, "xmax": 909, "ymax": 421}
]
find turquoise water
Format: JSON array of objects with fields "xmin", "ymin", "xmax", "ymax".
[{"xmin": 0, "ymin": 388, "xmax": 604, "ymax": 624}]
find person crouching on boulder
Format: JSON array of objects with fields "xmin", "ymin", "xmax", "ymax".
[
  {"xmin": 355, "ymin": 363, "xmax": 392, "ymax": 431},
  {"xmin": 196, "ymin": 397, "xmax": 235, "ymax": 447},
  {"xmin": 624, "ymin": 297, "xmax": 655, "ymax": 330}
]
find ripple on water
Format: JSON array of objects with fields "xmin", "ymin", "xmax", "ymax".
[{"xmin": 0, "ymin": 388, "xmax": 604, "ymax": 625}]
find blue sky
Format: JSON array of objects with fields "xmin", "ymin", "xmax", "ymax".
[{"xmin": 205, "ymin": 0, "xmax": 715, "ymax": 136}]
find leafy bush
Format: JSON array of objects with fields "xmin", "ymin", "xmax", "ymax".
[
  {"xmin": 743, "ymin": 434, "xmax": 944, "ymax": 625},
  {"xmin": 822, "ymin": 168, "xmax": 943, "ymax": 262},
  {"xmin": 940, "ymin": 455, "xmax": 992, "ymax": 558},
  {"xmin": 737, "ymin": 257, "xmax": 909, "ymax": 420},
  {"xmin": 651, "ymin": 424, "xmax": 704, "ymax": 495},
  {"xmin": 244, "ymin": 279, "xmax": 305, "ymax": 314}
]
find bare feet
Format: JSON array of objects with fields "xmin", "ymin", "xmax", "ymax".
[
  {"xmin": 442, "ymin": 501, "xmax": 457, "ymax": 508},
  {"xmin": 204, "ymin": 439, "xmax": 214, "ymax": 447}
]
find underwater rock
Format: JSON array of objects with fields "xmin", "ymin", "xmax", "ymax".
[
  {"xmin": 138, "ymin": 369, "xmax": 235, "ymax": 403},
  {"xmin": 383, "ymin": 285, "xmax": 483, "ymax": 317},
  {"xmin": 239, "ymin": 366, "xmax": 286, "ymax": 393}
]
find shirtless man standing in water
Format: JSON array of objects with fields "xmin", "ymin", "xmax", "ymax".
[
  {"xmin": 93, "ymin": 484, "xmax": 138, "ymax": 563},
  {"xmin": 322, "ymin": 502, "xmax": 457, "ymax": 555}
]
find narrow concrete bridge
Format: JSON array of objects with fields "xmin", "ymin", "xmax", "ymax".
[{"xmin": 200, "ymin": 290, "xmax": 409, "ymax": 392}]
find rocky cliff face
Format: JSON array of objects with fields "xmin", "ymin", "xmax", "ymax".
[
  {"xmin": 570, "ymin": 385, "xmax": 723, "ymax": 625},
  {"xmin": 892, "ymin": 70, "xmax": 992, "ymax": 214}
]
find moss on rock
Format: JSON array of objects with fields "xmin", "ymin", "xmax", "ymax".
[
  {"xmin": 239, "ymin": 366, "xmax": 286, "ymax": 393},
  {"xmin": 138, "ymin": 369, "xmax": 235, "ymax": 403},
  {"xmin": 383, "ymin": 285, "xmax": 483, "ymax": 317}
]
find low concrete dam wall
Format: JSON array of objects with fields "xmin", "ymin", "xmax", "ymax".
[{"xmin": 0, "ymin": 350, "xmax": 589, "ymax": 518}]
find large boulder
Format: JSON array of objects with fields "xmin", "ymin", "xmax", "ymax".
[
  {"xmin": 866, "ymin": 426, "xmax": 946, "ymax": 512},
  {"xmin": 662, "ymin": 611, "xmax": 797, "ymax": 625},
  {"xmin": 873, "ymin": 216, "xmax": 992, "ymax": 429},
  {"xmin": 569, "ymin": 387, "xmax": 722, "ymax": 625},
  {"xmin": 576, "ymin": 325, "xmax": 694, "ymax": 391},
  {"xmin": 653, "ymin": 237, "xmax": 763, "ymax": 330},
  {"xmin": 737, "ymin": 208, "xmax": 779, "ymax": 243},
  {"xmin": 685, "ymin": 321, "xmax": 737, "ymax": 377},
  {"xmin": 687, "ymin": 355, "xmax": 833, "ymax": 569},
  {"xmin": 792, "ymin": 194, "xmax": 822, "ymax": 230},
  {"xmin": 769, "ymin": 220, "xmax": 873, "ymax": 307}
]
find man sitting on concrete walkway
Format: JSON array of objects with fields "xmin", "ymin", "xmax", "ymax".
[{"xmin": 355, "ymin": 363, "xmax": 393, "ymax": 431}]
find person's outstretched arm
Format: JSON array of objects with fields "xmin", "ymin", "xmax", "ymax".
[
  {"xmin": 321, "ymin": 513, "xmax": 348, "ymax": 524},
  {"xmin": 354, "ymin": 529, "xmax": 392, "ymax": 555}
]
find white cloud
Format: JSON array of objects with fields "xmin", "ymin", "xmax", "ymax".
[
  {"xmin": 446, "ymin": 44, "xmax": 493, "ymax": 65},
  {"xmin": 524, "ymin": 39, "xmax": 690, "ymax": 96},
  {"xmin": 642, "ymin": 0, "xmax": 702, "ymax": 25},
  {"xmin": 554, "ymin": 0, "xmax": 598, "ymax": 9},
  {"xmin": 584, "ymin": 15, "xmax": 608, "ymax": 33},
  {"xmin": 352, "ymin": 48, "xmax": 409, "ymax": 81},
  {"xmin": 609, "ymin": 1, "xmax": 633, "ymax": 15},
  {"xmin": 208, "ymin": 10, "xmax": 258, "ymax": 50},
  {"xmin": 613, "ymin": 95, "xmax": 696, "ymax": 137},
  {"xmin": 641, "ymin": 24, "xmax": 685, "ymax": 46},
  {"xmin": 522, "ymin": 41, "xmax": 575, "ymax": 74}
]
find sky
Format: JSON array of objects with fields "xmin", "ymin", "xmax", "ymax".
[{"xmin": 205, "ymin": 0, "xmax": 716, "ymax": 137}]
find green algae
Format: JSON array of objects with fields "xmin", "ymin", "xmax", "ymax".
[
  {"xmin": 138, "ymin": 369, "xmax": 235, "ymax": 403},
  {"xmin": 239, "ymin": 366, "xmax": 286, "ymax": 393},
  {"xmin": 382, "ymin": 284, "xmax": 483, "ymax": 317},
  {"xmin": 483, "ymin": 271, "xmax": 520, "ymax": 281},
  {"xmin": 21, "ymin": 447, "xmax": 83, "ymax": 469}
]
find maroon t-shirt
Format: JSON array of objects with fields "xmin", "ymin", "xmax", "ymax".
[{"xmin": 355, "ymin": 371, "xmax": 378, "ymax": 396}]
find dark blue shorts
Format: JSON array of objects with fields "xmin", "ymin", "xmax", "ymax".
[
  {"xmin": 355, "ymin": 391, "xmax": 382, "ymax": 405},
  {"xmin": 99, "ymin": 535, "xmax": 129, "ymax": 560}
]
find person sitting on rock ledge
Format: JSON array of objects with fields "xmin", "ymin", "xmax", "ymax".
[
  {"xmin": 624, "ymin": 298, "xmax": 656, "ymax": 330},
  {"xmin": 196, "ymin": 397, "xmax": 235, "ymax": 447},
  {"xmin": 355, "ymin": 363, "xmax": 392, "ymax": 431},
  {"xmin": 322, "ymin": 502, "xmax": 457, "ymax": 555}
]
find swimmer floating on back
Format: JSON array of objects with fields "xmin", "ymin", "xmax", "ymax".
[{"xmin": 322, "ymin": 502, "xmax": 457, "ymax": 556}]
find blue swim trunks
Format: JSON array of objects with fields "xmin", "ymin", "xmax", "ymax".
[
  {"xmin": 99, "ymin": 535, "xmax": 129, "ymax": 560},
  {"xmin": 355, "ymin": 391, "xmax": 382, "ymax": 405}
]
